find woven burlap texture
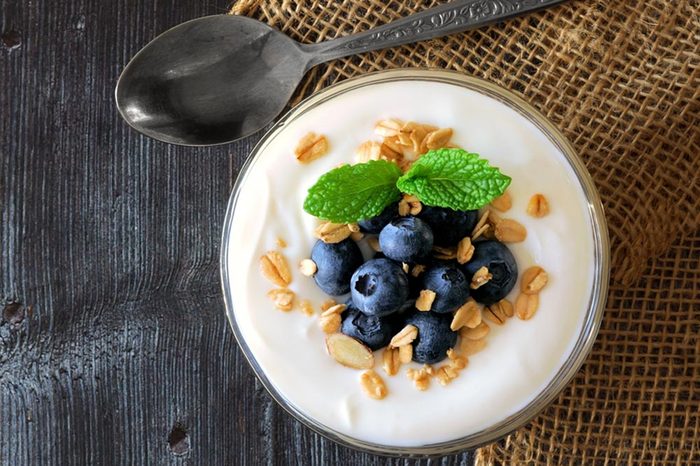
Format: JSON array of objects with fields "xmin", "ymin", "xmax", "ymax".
[{"xmin": 230, "ymin": 0, "xmax": 699, "ymax": 463}]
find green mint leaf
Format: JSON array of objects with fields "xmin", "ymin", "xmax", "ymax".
[
  {"xmin": 397, "ymin": 149, "xmax": 511, "ymax": 210},
  {"xmin": 303, "ymin": 160, "xmax": 402, "ymax": 223}
]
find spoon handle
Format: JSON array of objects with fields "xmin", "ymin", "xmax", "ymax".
[{"xmin": 302, "ymin": 0, "xmax": 568, "ymax": 67}]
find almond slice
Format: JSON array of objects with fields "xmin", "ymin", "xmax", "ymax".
[
  {"xmin": 399, "ymin": 344, "xmax": 413, "ymax": 364},
  {"xmin": 460, "ymin": 321, "xmax": 490, "ymax": 340},
  {"xmin": 425, "ymin": 128, "xmax": 453, "ymax": 150},
  {"xmin": 494, "ymin": 218, "xmax": 527, "ymax": 243},
  {"xmin": 299, "ymin": 299, "xmax": 314, "ymax": 316},
  {"xmin": 260, "ymin": 251, "xmax": 292, "ymax": 287},
  {"xmin": 527, "ymin": 193, "xmax": 550, "ymax": 217},
  {"xmin": 319, "ymin": 312, "xmax": 341, "ymax": 333},
  {"xmin": 410, "ymin": 264, "xmax": 426, "ymax": 278},
  {"xmin": 459, "ymin": 336, "xmax": 487, "ymax": 356},
  {"xmin": 326, "ymin": 334, "xmax": 375, "ymax": 370},
  {"xmin": 360, "ymin": 370, "xmax": 388, "ymax": 400},
  {"xmin": 456, "ymin": 237, "xmax": 475, "ymax": 264},
  {"xmin": 454, "ymin": 299, "xmax": 482, "ymax": 329},
  {"xmin": 520, "ymin": 266, "xmax": 549, "ymax": 294},
  {"xmin": 390, "ymin": 324, "xmax": 418, "ymax": 348},
  {"xmin": 416, "ymin": 289, "xmax": 436, "ymax": 311},
  {"xmin": 490, "ymin": 192, "xmax": 512, "ymax": 212},
  {"xmin": 382, "ymin": 347, "xmax": 400, "ymax": 376},
  {"xmin": 355, "ymin": 141, "xmax": 382, "ymax": 162},
  {"xmin": 484, "ymin": 303, "xmax": 507, "ymax": 325},
  {"xmin": 515, "ymin": 293, "xmax": 539, "ymax": 320},
  {"xmin": 294, "ymin": 132, "xmax": 328, "ymax": 164},
  {"xmin": 374, "ymin": 119, "xmax": 403, "ymax": 137},
  {"xmin": 470, "ymin": 266, "xmax": 493, "ymax": 289},
  {"xmin": 314, "ymin": 221, "xmax": 352, "ymax": 243},
  {"xmin": 266, "ymin": 288, "xmax": 295, "ymax": 311},
  {"xmin": 320, "ymin": 303, "xmax": 346, "ymax": 317}
]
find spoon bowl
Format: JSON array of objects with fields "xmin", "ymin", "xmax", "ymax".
[
  {"xmin": 116, "ymin": 15, "xmax": 309, "ymax": 146},
  {"xmin": 116, "ymin": 1, "xmax": 568, "ymax": 146}
]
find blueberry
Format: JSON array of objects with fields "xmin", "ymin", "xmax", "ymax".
[
  {"xmin": 358, "ymin": 202, "xmax": 399, "ymax": 234},
  {"xmin": 378, "ymin": 217, "xmax": 434, "ymax": 263},
  {"xmin": 418, "ymin": 206, "xmax": 479, "ymax": 246},
  {"xmin": 311, "ymin": 239, "xmax": 364, "ymax": 295},
  {"xmin": 421, "ymin": 264, "xmax": 470, "ymax": 313},
  {"xmin": 350, "ymin": 258, "xmax": 409, "ymax": 317},
  {"xmin": 341, "ymin": 301, "xmax": 399, "ymax": 350},
  {"xmin": 403, "ymin": 310, "xmax": 458, "ymax": 364},
  {"xmin": 461, "ymin": 240, "xmax": 518, "ymax": 305}
]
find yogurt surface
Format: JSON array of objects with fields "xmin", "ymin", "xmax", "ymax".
[{"xmin": 225, "ymin": 78, "xmax": 595, "ymax": 447}]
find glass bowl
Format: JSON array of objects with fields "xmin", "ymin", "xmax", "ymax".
[{"xmin": 220, "ymin": 69, "xmax": 610, "ymax": 456}]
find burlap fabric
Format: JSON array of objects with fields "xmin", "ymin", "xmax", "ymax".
[{"xmin": 230, "ymin": 0, "xmax": 699, "ymax": 463}]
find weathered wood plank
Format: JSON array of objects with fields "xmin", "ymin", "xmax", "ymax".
[{"xmin": 0, "ymin": 0, "xmax": 474, "ymax": 464}]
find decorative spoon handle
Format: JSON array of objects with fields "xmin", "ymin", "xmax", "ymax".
[{"xmin": 303, "ymin": 0, "xmax": 568, "ymax": 67}]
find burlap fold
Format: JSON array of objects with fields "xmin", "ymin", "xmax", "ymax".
[{"xmin": 230, "ymin": 1, "xmax": 699, "ymax": 463}]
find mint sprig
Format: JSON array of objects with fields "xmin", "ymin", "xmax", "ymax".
[
  {"xmin": 397, "ymin": 149, "xmax": 511, "ymax": 211},
  {"xmin": 303, "ymin": 149, "xmax": 510, "ymax": 223},
  {"xmin": 303, "ymin": 160, "xmax": 402, "ymax": 223}
]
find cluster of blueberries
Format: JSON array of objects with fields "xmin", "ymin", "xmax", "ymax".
[{"xmin": 311, "ymin": 202, "xmax": 518, "ymax": 364}]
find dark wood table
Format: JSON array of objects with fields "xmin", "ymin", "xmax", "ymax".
[{"xmin": 0, "ymin": 1, "xmax": 473, "ymax": 464}]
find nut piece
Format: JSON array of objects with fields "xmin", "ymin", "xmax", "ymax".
[
  {"xmin": 515, "ymin": 293, "xmax": 539, "ymax": 320},
  {"xmin": 390, "ymin": 324, "xmax": 418, "ymax": 348},
  {"xmin": 471, "ymin": 210, "xmax": 491, "ymax": 240},
  {"xmin": 527, "ymin": 193, "xmax": 550, "ymax": 217},
  {"xmin": 320, "ymin": 303, "xmax": 346, "ymax": 317},
  {"xmin": 314, "ymin": 221, "xmax": 352, "ymax": 244},
  {"xmin": 402, "ymin": 262, "xmax": 410, "ymax": 273},
  {"xmin": 266, "ymin": 289, "xmax": 295, "ymax": 311},
  {"xmin": 320, "ymin": 299, "xmax": 337, "ymax": 311},
  {"xmin": 432, "ymin": 245, "xmax": 457, "ymax": 260},
  {"xmin": 299, "ymin": 259, "xmax": 317, "ymax": 277},
  {"xmin": 470, "ymin": 266, "xmax": 493, "ymax": 289},
  {"xmin": 458, "ymin": 336, "xmax": 488, "ymax": 356},
  {"xmin": 382, "ymin": 347, "xmax": 401, "ymax": 376},
  {"xmin": 360, "ymin": 370, "xmax": 388, "ymax": 400},
  {"xmin": 410, "ymin": 264, "xmax": 426, "ymax": 278},
  {"xmin": 319, "ymin": 312, "xmax": 341, "ymax": 333},
  {"xmin": 490, "ymin": 191, "xmax": 512, "ymax": 212},
  {"xmin": 446, "ymin": 349, "xmax": 468, "ymax": 369},
  {"xmin": 520, "ymin": 266, "xmax": 549, "ymax": 294},
  {"xmin": 355, "ymin": 141, "xmax": 382, "ymax": 162},
  {"xmin": 406, "ymin": 367, "xmax": 432, "ymax": 391},
  {"xmin": 299, "ymin": 299, "xmax": 314, "ymax": 316},
  {"xmin": 435, "ymin": 365, "xmax": 460, "ymax": 386},
  {"xmin": 456, "ymin": 237, "xmax": 475, "ymax": 264},
  {"xmin": 460, "ymin": 322, "xmax": 490, "ymax": 340},
  {"xmin": 494, "ymin": 218, "xmax": 527, "ymax": 243},
  {"xmin": 484, "ymin": 303, "xmax": 507, "ymax": 325},
  {"xmin": 260, "ymin": 251, "xmax": 292, "ymax": 287},
  {"xmin": 399, "ymin": 344, "xmax": 413, "ymax": 364},
  {"xmin": 325, "ymin": 334, "xmax": 375, "ymax": 370},
  {"xmin": 398, "ymin": 194, "xmax": 422, "ymax": 216},
  {"xmin": 496, "ymin": 298, "xmax": 514, "ymax": 317},
  {"xmin": 374, "ymin": 119, "xmax": 403, "ymax": 137},
  {"xmin": 294, "ymin": 132, "xmax": 328, "ymax": 164},
  {"xmin": 454, "ymin": 299, "xmax": 482, "ymax": 329},
  {"xmin": 425, "ymin": 127, "xmax": 453, "ymax": 150},
  {"xmin": 416, "ymin": 290, "xmax": 436, "ymax": 311},
  {"xmin": 350, "ymin": 231, "xmax": 364, "ymax": 241}
]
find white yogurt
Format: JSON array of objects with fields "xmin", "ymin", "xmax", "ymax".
[{"xmin": 225, "ymin": 79, "xmax": 594, "ymax": 447}]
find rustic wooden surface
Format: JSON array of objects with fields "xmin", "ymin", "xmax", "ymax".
[{"xmin": 0, "ymin": 1, "xmax": 475, "ymax": 464}]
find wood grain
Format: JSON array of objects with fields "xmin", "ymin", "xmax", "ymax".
[{"xmin": 0, "ymin": 0, "xmax": 474, "ymax": 464}]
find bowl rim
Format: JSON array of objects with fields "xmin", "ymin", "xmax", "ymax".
[{"xmin": 220, "ymin": 69, "xmax": 610, "ymax": 457}]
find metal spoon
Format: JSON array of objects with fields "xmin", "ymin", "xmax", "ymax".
[{"xmin": 115, "ymin": 0, "xmax": 567, "ymax": 146}]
